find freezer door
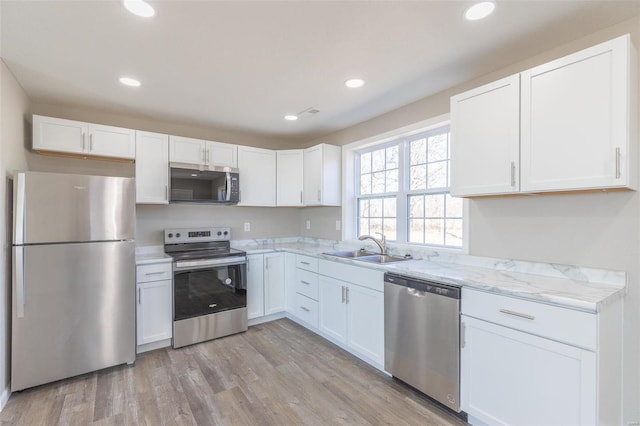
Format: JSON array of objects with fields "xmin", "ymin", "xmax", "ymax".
[
  {"xmin": 14, "ymin": 172, "xmax": 135, "ymax": 244},
  {"xmin": 11, "ymin": 241, "xmax": 135, "ymax": 391}
]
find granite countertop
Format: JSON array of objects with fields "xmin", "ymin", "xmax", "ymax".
[
  {"xmin": 135, "ymin": 246, "xmax": 172, "ymax": 265},
  {"xmin": 232, "ymin": 239, "xmax": 625, "ymax": 313}
]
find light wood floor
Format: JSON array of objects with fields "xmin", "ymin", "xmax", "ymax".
[{"xmin": 0, "ymin": 318, "xmax": 467, "ymax": 425}]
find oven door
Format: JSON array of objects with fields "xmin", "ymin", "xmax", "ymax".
[{"xmin": 173, "ymin": 258, "xmax": 247, "ymax": 322}]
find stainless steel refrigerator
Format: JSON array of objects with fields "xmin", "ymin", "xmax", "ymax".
[{"xmin": 11, "ymin": 171, "xmax": 136, "ymax": 391}]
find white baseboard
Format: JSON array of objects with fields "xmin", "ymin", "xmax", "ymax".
[
  {"xmin": 0, "ymin": 386, "xmax": 11, "ymax": 412},
  {"xmin": 136, "ymin": 338, "xmax": 172, "ymax": 354},
  {"xmin": 248, "ymin": 311, "xmax": 286, "ymax": 326}
]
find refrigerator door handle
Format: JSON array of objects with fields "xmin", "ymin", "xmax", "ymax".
[
  {"xmin": 15, "ymin": 246, "xmax": 25, "ymax": 318},
  {"xmin": 14, "ymin": 173, "xmax": 26, "ymax": 245}
]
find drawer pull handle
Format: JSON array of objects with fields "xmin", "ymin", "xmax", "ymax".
[
  {"xmin": 300, "ymin": 280, "xmax": 311, "ymax": 285},
  {"xmin": 499, "ymin": 309, "xmax": 535, "ymax": 320},
  {"xmin": 300, "ymin": 306, "xmax": 310, "ymax": 312},
  {"xmin": 300, "ymin": 261, "xmax": 311, "ymax": 265},
  {"xmin": 145, "ymin": 271, "xmax": 165, "ymax": 276}
]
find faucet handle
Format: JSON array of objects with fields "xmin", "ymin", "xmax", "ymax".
[{"xmin": 375, "ymin": 232, "xmax": 386, "ymax": 244}]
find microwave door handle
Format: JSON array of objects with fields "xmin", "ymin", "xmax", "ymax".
[{"xmin": 225, "ymin": 172, "xmax": 231, "ymax": 201}]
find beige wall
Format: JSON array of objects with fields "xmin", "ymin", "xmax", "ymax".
[
  {"xmin": 298, "ymin": 206, "xmax": 341, "ymax": 241},
  {"xmin": 0, "ymin": 60, "xmax": 30, "ymax": 404},
  {"xmin": 305, "ymin": 16, "xmax": 640, "ymax": 422},
  {"xmin": 136, "ymin": 204, "xmax": 301, "ymax": 246}
]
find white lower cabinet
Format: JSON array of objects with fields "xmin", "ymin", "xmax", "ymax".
[
  {"xmin": 264, "ymin": 252, "xmax": 286, "ymax": 315},
  {"xmin": 247, "ymin": 252, "xmax": 286, "ymax": 321},
  {"xmin": 318, "ymin": 275, "xmax": 384, "ymax": 366},
  {"xmin": 289, "ymin": 255, "xmax": 320, "ymax": 329},
  {"xmin": 461, "ymin": 288, "xmax": 622, "ymax": 426},
  {"xmin": 461, "ymin": 316, "xmax": 596, "ymax": 426},
  {"xmin": 317, "ymin": 259, "xmax": 384, "ymax": 368},
  {"xmin": 136, "ymin": 262, "xmax": 173, "ymax": 348},
  {"xmin": 318, "ymin": 276, "xmax": 348, "ymax": 343},
  {"xmin": 246, "ymin": 254, "xmax": 265, "ymax": 320}
]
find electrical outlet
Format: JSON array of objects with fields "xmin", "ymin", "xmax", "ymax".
[
  {"xmin": 306, "ymin": 220, "xmax": 311, "ymax": 230},
  {"xmin": 244, "ymin": 222, "xmax": 250, "ymax": 232},
  {"xmin": 335, "ymin": 220, "xmax": 341, "ymax": 231}
]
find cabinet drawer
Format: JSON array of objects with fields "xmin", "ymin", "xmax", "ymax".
[
  {"xmin": 295, "ymin": 269, "xmax": 319, "ymax": 300},
  {"xmin": 296, "ymin": 255, "xmax": 318, "ymax": 272},
  {"xmin": 294, "ymin": 293, "xmax": 318, "ymax": 329},
  {"xmin": 318, "ymin": 259, "xmax": 384, "ymax": 292},
  {"xmin": 136, "ymin": 263, "xmax": 172, "ymax": 283},
  {"xmin": 462, "ymin": 288, "xmax": 596, "ymax": 350}
]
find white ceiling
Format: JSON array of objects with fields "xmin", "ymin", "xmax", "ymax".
[{"xmin": 2, "ymin": 1, "xmax": 639, "ymax": 143}]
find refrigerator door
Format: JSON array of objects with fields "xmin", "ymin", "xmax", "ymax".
[
  {"xmin": 11, "ymin": 241, "xmax": 135, "ymax": 391},
  {"xmin": 14, "ymin": 172, "xmax": 135, "ymax": 245}
]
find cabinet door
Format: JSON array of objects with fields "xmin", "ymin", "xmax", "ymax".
[
  {"xmin": 207, "ymin": 141, "xmax": 238, "ymax": 168},
  {"xmin": 264, "ymin": 252, "xmax": 285, "ymax": 315},
  {"xmin": 135, "ymin": 131, "xmax": 169, "ymax": 204},
  {"xmin": 521, "ymin": 35, "xmax": 634, "ymax": 192},
  {"xmin": 246, "ymin": 254, "xmax": 265, "ymax": 320},
  {"xmin": 347, "ymin": 283, "xmax": 384, "ymax": 365},
  {"xmin": 461, "ymin": 316, "xmax": 596, "ymax": 426},
  {"xmin": 169, "ymin": 135, "xmax": 206, "ymax": 165},
  {"xmin": 32, "ymin": 115, "xmax": 87, "ymax": 154},
  {"xmin": 303, "ymin": 145, "xmax": 323, "ymax": 205},
  {"xmin": 237, "ymin": 146, "xmax": 276, "ymax": 206},
  {"xmin": 450, "ymin": 74, "xmax": 520, "ymax": 196},
  {"xmin": 318, "ymin": 276, "xmax": 348, "ymax": 344},
  {"xmin": 137, "ymin": 280, "xmax": 173, "ymax": 345},
  {"xmin": 87, "ymin": 124, "xmax": 135, "ymax": 159},
  {"xmin": 284, "ymin": 253, "xmax": 297, "ymax": 313},
  {"xmin": 276, "ymin": 150, "xmax": 304, "ymax": 206}
]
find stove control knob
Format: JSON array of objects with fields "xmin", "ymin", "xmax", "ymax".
[
  {"xmin": 176, "ymin": 233, "xmax": 181, "ymax": 238},
  {"xmin": 223, "ymin": 231, "xmax": 228, "ymax": 236},
  {"xmin": 168, "ymin": 233, "xmax": 173, "ymax": 238},
  {"xmin": 225, "ymin": 278, "xmax": 232, "ymax": 285},
  {"xmin": 217, "ymin": 231, "xmax": 222, "ymax": 236}
]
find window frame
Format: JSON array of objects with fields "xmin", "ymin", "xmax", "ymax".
[{"xmin": 343, "ymin": 114, "xmax": 469, "ymax": 253}]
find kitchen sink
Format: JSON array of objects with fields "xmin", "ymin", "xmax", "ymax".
[
  {"xmin": 354, "ymin": 254, "xmax": 413, "ymax": 264},
  {"xmin": 323, "ymin": 249, "xmax": 377, "ymax": 258}
]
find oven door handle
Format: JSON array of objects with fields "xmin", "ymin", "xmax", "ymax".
[{"xmin": 174, "ymin": 256, "xmax": 247, "ymax": 272}]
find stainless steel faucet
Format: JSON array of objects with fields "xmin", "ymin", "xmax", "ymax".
[{"xmin": 358, "ymin": 233, "xmax": 387, "ymax": 255}]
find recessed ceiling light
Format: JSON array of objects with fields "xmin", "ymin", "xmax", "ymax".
[
  {"xmin": 284, "ymin": 115, "xmax": 298, "ymax": 121},
  {"xmin": 345, "ymin": 78, "xmax": 365, "ymax": 89},
  {"xmin": 465, "ymin": 1, "xmax": 495, "ymax": 21},
  {"xmin": 123, "ymin": 0, "xmax": 155, "ymax": 18},
  {"xmin": 119, "ymin": 77, "xmax": 141, "ymax": 87}
]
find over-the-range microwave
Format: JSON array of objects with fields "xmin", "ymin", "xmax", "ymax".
[{"xmin": 169, "ymin": 163, "xmax": 239, "ymax": 204}]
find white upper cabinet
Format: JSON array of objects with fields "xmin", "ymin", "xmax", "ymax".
[
  {"xmin": 450, "ymin": 34, "xmax": 637, "ymax": 197},
  {"xmin": 87, "ymin": 123, "xmax": 136, "ymax": 159},
  {"xmin": 32, "ymin": 115, "xmax": 135, "ymax": 159},
  {"xmin": 33, "ymin": 115, "xmax": 85, "ymax": 155},
  {"xmin": 169, "ymin": 136, "xmax": 238, "ymax": 168},
  {"xmin": 135, "ymin": 131, "xmax": 169, "ymax": 204},
  {"xmin": 303, "ymin": 143, "xmax": 341, "ymax": 206},
  {"xmin": 276, "ymin": 149, "xmax": 304, "ymax": 206},
  {"xmin": 521, "ymin": 35, "xmax": 637, "ymax": 192},
  {"xmin": 169, "ymin": 135, "xmax": 206, "ymax": 166},
  {"xmin": 450, "ymin": 75, "xmax": 520, "ymax": 196},
  {"xmin": 237, "ymin": 146, "xmax": 276, "ymax": 206},
  {"xmin": 208, "ymin": 141, "xmax": 237, "ymax": 168}
]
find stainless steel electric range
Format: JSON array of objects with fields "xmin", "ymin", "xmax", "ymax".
[{"xmin": 164, "ymin": 227, "xmax": 247, "ymax": 348}]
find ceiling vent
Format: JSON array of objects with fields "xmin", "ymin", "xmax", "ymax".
[{"xmin": 298, "ymin": 107, "xmax": 320, "ymax": 118}]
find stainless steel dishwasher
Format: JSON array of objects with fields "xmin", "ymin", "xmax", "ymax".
[{"xmin": 384, "ymin": 272, "xmax": 461, "ymax": 413}]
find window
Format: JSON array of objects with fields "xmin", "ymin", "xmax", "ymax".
[{"xmin": 356, "ymin": 124, "xmax": 463, "ymax": 248}]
